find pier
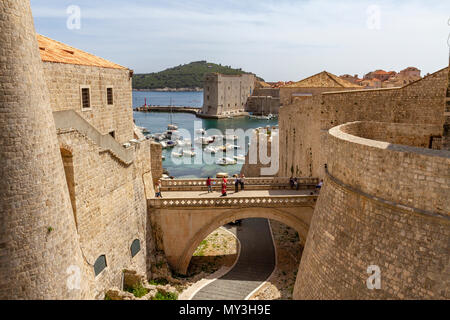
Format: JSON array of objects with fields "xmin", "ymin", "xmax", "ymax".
[{"xmin": 134, "ymin": 105, "xmax": 200, "ymax": 115}]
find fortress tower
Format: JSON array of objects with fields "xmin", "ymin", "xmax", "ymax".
[{"xmin": 0, "ymin": 0, "xmax": 87, "ymax": 299}]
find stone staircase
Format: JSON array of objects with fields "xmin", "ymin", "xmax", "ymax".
[{"xmin": 53, "ymin": 110, "xmax": 135, "ymax": 165}]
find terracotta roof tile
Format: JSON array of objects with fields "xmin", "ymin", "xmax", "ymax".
[
  {"xmin": 37, "ymin": 34, "xmax": 127, "ymax": 70},
  {"xmin": 283, "ymin": 71, "xmax": 360, "ymax": 88}
]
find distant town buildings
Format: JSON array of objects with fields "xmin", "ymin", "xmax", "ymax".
[{"xmin": 339, "ymin": 67, "xmax": 422, "ymax": 89}]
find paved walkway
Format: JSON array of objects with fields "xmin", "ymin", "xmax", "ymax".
[
  {"xmin": 191, "ymin": 218, "xmax": 275, "ymax": 300},
  {"xmin": 161, "ymin": 189, "xmax": 315, "ymax": 199}
]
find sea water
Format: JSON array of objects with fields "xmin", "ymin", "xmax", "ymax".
[{"xmin": 132, "ymin": 91, "xmax": 278, "ymax": 178}]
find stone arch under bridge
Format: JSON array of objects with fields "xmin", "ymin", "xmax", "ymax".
[{"xmin": 149, "ymin": 202, "xmax": 315, "ymax": 275}]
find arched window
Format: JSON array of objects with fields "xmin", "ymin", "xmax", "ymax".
[
  {"xmin": 131, "ymin": 239, "xmax": 141, "ymax": 258},
  {"xmin": 94, "ymin": 255, "xmax": 107, "ymax": 277}
]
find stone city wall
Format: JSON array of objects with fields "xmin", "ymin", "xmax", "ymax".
[
  {"xmin": 42, "ymin": 62, "xmax": 134, "ymax": 144},
  {"xmin": 279, "ymin": 87, "xmax": 353, "ymax": 106},
  {"xmin": 279, "ymin": 67, "xmax": 448, "ymax": 179},
  {"xmin": 150, "ymin": 141, "xmax": 163, "ymax": 184},
  {"xmin": 58, "ymin": 131, "xmax": 154, "ymax": 299},
  {"xmin": 0, "ymin": 0, "xmax": 87, "ymax": 300},
  {"xmin": 294, "ymin": 121, "xmax": 450, "ymax": 299},
  {"xmin": 247, "ymin": 96, "xmax": 280, "ymax": 115}
]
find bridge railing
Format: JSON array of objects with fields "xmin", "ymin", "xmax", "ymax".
[
  {"xmin": 160, "ymin": 177, "xmax": 319, "ymax": 190},
  {"xmin": 148, "ymin": 195, "xmax": 317, "ymax": 209}
]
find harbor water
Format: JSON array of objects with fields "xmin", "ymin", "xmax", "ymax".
[{"xmin": 132, "ymin": 91, "xmax": 278, "ymax": 178}]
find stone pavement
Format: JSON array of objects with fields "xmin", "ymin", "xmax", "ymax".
[{"xmin": 191, "ymin": 218, "xmax": 276, "ymax": 300}]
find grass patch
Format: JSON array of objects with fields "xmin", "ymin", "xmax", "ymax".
[
  {"xmin": 125, "ymin": 283, "xmax": 149, "ymax": 298},
  {"xmin": 152, "ymin": 290, "xmax": 178, "ymax": 300},
  {"xmin": 193, "ymin": 240, "xmax": 208, "ymax": 257}
]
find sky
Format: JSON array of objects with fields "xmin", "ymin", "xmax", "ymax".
[{"xmin": 30, "ymin": 0, "xmax": 450, "ymax": 82}]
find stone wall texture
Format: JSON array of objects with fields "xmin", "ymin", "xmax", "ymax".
[
  {"xmin": 294, "ymin": 122, "xmax": 450, "ymax": 299},
  {"xmin": 279, "ymin": 68, "xmax": 448, "ymax": 179},
  {"xmin": 247, "ymin": 96, "xmax": 280, "ymax": 115},
  {"xmin": 201, "ymin": 73, "xmax": 255, "ymax": 117},
  {"xmin": 58, "ymin": 131, "xmax": 154, "ymax": 298},
  {"xmin": 42, "ymin": 62, "xmax": 134, "ymax": 144},
  {"xmin": 0, "ymin": 0, "xmax": 87, "ymax": 299}
]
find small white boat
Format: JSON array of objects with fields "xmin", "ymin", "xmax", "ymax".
[
  {"xmin": 166, "ymin": 140, "xmax": 177, "ymax": 148},
  {"xmin": 212, "ymin": 135, "xmax": 224, "ymax": 140},
  {"xmin": 195, "ymin": 137, "xmax": 214, "ymax": 146},
  {"xmin": 196, "ymin": 129, "xmax": 206, "ymax": 135},
  {"xmin": 154, "ymin": 134, "xmax": 166, "ymax": 141},
  {"xmin": 234, "ymin": 155, "xmax": 246, "ymax": 162},
  {"xmin": 171, "ymin": 151, "xmax": 183, "ymax": 158},
  {"xmin": 204, "ymin": 146, "xmax": 218, "ymax": 154},
  {"xmin": 160, "ymin": 141, "xmax": 168, "ymax": 149},
  {"xmin": 177, "ymin": 140, "xmax": 187, "ymax": 147},
  {"xmin": 168, "ymin": 124, "xmax": 178, "ymax": 131},
  {"xmin": 162, "ymin": 155, "xmax": 166, "ymax": 161},
  {"xmin": 225, "ymin": 143, "xmax": 240, "ymax": 150},
  {"xmin": 216, "ymin": 157, "xmax": 237, "ymax": 166},
  {"xmin": 183, "ymin": 150, "xmax": 196, "ymax": 157}
]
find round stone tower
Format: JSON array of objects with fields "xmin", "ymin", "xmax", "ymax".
[
  {"xmin": 294, "ymin": 122, "xmax": 449, "ymax": 299},
  {"xmin": 0, "ymin": 0, "xmax": 87, "ymax": 299}
]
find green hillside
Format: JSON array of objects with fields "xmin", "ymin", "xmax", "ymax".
[{"xmin": 133, "ymin": 61, "xmax": 263, "ymax": 90}]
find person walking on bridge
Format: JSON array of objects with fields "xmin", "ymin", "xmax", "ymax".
[
  {"xmin": 240, "ymin": 174, "xmax": 245, "ymax": 190},
  {"xmin": 206, "ymin": 177, "xmax": 212, "ymax": 193},
  {"xmin": 234, "ymin": 175, "xmax": 240, "ymax": 193},
  {"xmin": 221, "ymin": 177, "xmax": 228, "ymax": 197},
  {"xmin": 155, "ymin": 180, "xmax": 162, "ymax": 198}
]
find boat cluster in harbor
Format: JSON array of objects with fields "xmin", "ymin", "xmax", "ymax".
[{"xmin": 143, "ymin": 125, "xmax": 246, "ymax": 166}]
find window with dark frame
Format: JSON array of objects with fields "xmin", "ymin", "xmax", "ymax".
[
  {"xmin": 131, "ymin": 239, "xmax": 141, "ymax": 258},
  {"xmin": 107, "ymin": 87, "xmax": 113, "ymax": 105},
  {"xmin": 94, "ymin": 255, "xmax": 107, "ymax": 277},
  {"xmin": 81, "ymin": 88, "xmax": 90, "ymax": 109}
]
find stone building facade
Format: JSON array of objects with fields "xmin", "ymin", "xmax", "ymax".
[
  {"xmin": 200, "ymin": 73, "xmax": 256, "ymax": 118},
  {"xmin": 0, "ymin": 0, "xmax": 160, "ymax": 300}
]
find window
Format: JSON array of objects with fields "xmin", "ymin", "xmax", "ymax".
[
  {"xmin": 131, "ymin": 239, "xmax": 141, "ymax": 258},
  {"xmin": 81, "ymin": 87, "xmax": 91, "ymax": 109},
  {"xmin": 109, "ymin": 131, "xmax": 115, "ymax": 139},
  {"xmin": 207, "ymin": 95, "xmax": 210, "ymax": 101},
  {"xmin": 94, "ymin": 255, "xmax": 107, "ymax": 277},
  {"xmin": 107, "ymin": 87, "xmax": 114, "ymax": 105}
]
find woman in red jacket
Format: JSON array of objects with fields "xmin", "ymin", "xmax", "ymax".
[{"xmin": 221, "ymin": 177, "xmax": 228, "ymax": 197}]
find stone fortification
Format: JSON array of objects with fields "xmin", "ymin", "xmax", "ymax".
[
  {"xmin": 58, "ymin": 131, "xmax": 154, "ymax": 298},
  {"xmin": 200, "ymin": 73, "xmax": 256, "ymax": 118},
  {"xmin": 294, "ymin": 121, "xmax": 449, "ymax": 299},
  {"xmin": 279, "ymin": 68, "xmax": 448, "ymax": 178},
  {"xmin": 0, "ymin": 0, "xmax": 87, "ymax": 299}
]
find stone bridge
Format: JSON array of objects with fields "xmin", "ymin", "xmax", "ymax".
[{"xmin": 148, "ymin": 177, "xmax": 318, "ymax": 274}]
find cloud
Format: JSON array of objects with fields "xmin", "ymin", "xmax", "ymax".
[{"xmin": 30, "ymin": 0, "xmax": 450, "ymax": 81}]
